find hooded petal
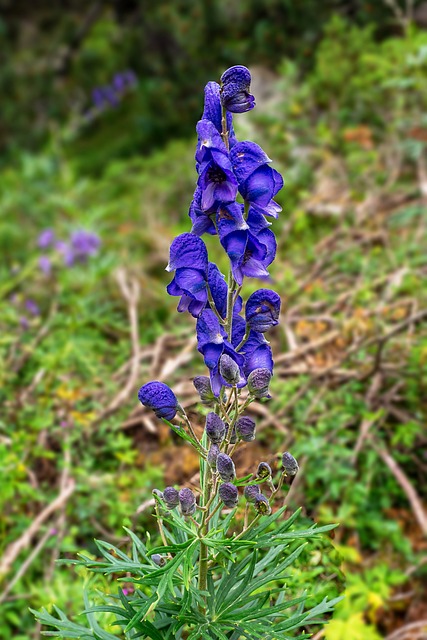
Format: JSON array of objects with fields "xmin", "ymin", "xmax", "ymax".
[
  {"xmin": 231, "ymin": 141, "xmax": 271, "ymax": 184},
  {"xmin": 166, "ymin": 233, "xmax": 208, "ymax": 273}
]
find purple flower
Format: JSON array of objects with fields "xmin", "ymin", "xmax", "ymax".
[
  {"xmin": 244, "ymin": 484, "xmax": 261, "ymax": 503},
  {"xmin": 70, "ymin": 230, "xmax": 100, "ymax": 259},
  {"xmin": 219, "ymin": 482, "xmax": 239, "ymax": 508},
  {"xmin": 254, "ymin": 493, "xmax": 272, "ymax": 516},
  {"xmin": 235, "ymin": 416, "xmax": 256, "ymax": 442},
  {"xmin": 196, "ymin": 120, "xmax": 238, "ymax": 211},
  {"xmin": 242, "ymin": 331, "xmax": 274, "ymax": 379},
  {"xmin": 216, "ymin": 453, "xmax": 236, "ymax": 482},
  {"xmin": 166, "ymin": 233, "xmax": 209, "ymax": 318},
  {"xmin": 245, "ymin": 289, "xmax": 281, "ymax": 332},
  {"xmin": 196, "ymin": 309, "xmax": 246, "ymax": 395},
  {"xmin": 138, "ymin": 381, "xmax": 179, "ymax": 421},
  {"xmin": 256, "ymin": 462, "xmax": 272, "ymax": 479},
  {"xmin": 163, "ymin": 486, "xmax": 179, "ymax": 509},
  {"xmin": 202, "ymin": 81, "xmax": 236, "ymax": 145},
  {"xmin": 24, "ymin": 299, "xmax": 40, "ymax": 316},
  {"xmin": 220, "ymin": 66, "xmax": 255, "ymax": 113},
  {"xmin": 247, "ymin": 368, "xmax": 272, "ymax": 399},
  {"xmin": 205, "ymin": 412, "xmax": 226, "ymax": 444},
  {"xmin": 19, "ymin": 316, "xmax": 29, "ymax": 330},
  {"xmin": 189, "ymin": 186, "xmax": 217, "ymax": 236},
  {"xmin": 230, "ymin": 141, "xmax": 283, "ymax": 218},
  {"xmin": 38, "ymin": 255, "xmax": 52, "ymax": 275},
  {"xmin": 219, "ymin": 213, "xmax": 277, "ymax": 285},
  {"xmin": 37, "ymin": 228, "xmax": 55, "ymax": 249},
  {"xmin": 282, "ymin": 452, "xmax": 299, "ymax": 477},
  {"xmin": 179, "ymin": 487, "xmax": 196, "ymax": 516}
]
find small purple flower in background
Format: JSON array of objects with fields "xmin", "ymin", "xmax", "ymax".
[
  {"xmin": 138, "ymin": 381, "xmax": 180, "ymax": 421},
  {"xmin": 37, "ymin": 228, "xmax": 55, "ymax": 249},
  {"xmin": 19, "ymin": 316, "xmax": 29, "ymax": 330},
  {"xmin": 25, "ymin": 299, "xmax": 40, "ymax": 316},
  {"xmin": 68, "ymin": 230, "xmax": 101, "ymax": 265},
  {"xmin": 38, "ymin": 255, "xmax": 52, "ymax": 275},
  {"xmin": 220, "ymin": 65, "xmax": 255, "ymax": 113},
  {"xmin": 90, "ymin": 70, "xmax": 138, "ymax": 115}
]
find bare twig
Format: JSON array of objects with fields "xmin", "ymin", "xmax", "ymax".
[
  {"xmin": 0, "ymin": 479, "xmax": 75, "ymax": 577},
  {"xmin": 374, "ymin": 443, "xmax": 427, "ymax": 537}
]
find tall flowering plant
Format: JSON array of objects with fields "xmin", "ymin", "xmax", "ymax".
[{"xmin": 34, "ymin": 67, "xmax": 339, "ymax": 639}]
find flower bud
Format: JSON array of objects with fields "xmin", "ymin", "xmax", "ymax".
[
  {"xmin": 220, "ymin": 65, "xmax": 255, "ymax": 113},
  {"xmin": 256, "ymin": 462, "xmax": 272, "ymax": 479},
  {"xmin": 235, "ymin": 416, "xmax": 256, "ymax": 442},
  {"xmin": 193, "ymin": 376, "xmax": 215, "ymax": 405},
  {"xmin": 152, "ymin": 489, "xmax": 164, "ymax": 501},
  {"xmin": 207, "ymin": 443, "xmax": 220, "ymax": 469},
  {"xmin": 219, "ymin": 482, "xmax": 239, "ymax": 508},
  {"xmin": 216, "ymin": 453, "xmax": 236, "ymax": 482},
  {"xmin": 254, "ymin": 493, "xmax": 272, "ymax": 516},
  {"xmin": 179, "ymin": 487, "xmax": 196, "ymax": 516},
  {"xmin": 205, "ymin": 412, "xmax": 226, "ymax": 444},
  {"xmin": 247, "ymin": 368, "xmax": 272, "ymax": 399},
  {"xmin": 138, "ymin": 381, "xmax": 179, "ymax": 421},
  {"xmin": 163, "ymin": 486, "xmax": 179, "ymax": 509},
  {"xmin": 282, "ymin": 452, "xmax": 299, "ymax": 477},
  {"xmin": 151, "ymin": 554, "xmax": 166, "ymax": 567},
  {"xmin": 244, "ymin": 484, "xmax": 261, "ymax": 503},
  {"xmin": 219, "ymin": 354, "xmax": 240, "ymax": 386}
]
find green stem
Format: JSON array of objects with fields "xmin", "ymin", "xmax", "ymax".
[
  {"xmin": 236, "ymin": 329, "xmax": 250, "ymax": 352},
  {"xmin": 206, "ymin": 283, "xmax": 226, "ymax": 325},
  {"xmin": 198, "ymin": 464, "xmax": 211, "ymax": 612}
]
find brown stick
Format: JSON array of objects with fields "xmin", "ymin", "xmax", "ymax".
[
  {"xmin": 374, "ymin": 444, "xmax": 427, "ymax": 537},
  {"xmin": 0, "ymin": 479, "xmax": 75, "ymax": 577}
]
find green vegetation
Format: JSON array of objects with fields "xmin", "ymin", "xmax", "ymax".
[{"xmin": 1, "ymin": 9, "xmax": 426, "ymax": 639}]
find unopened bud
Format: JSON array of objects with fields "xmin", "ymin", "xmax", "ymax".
[
  {"xmin": 205, "ymin": 412, "xmax": 226, "ymax": 444},
  {"xmin": 282, "ymin": 452, "xmax": 299, "ymax": 477},
  {"xmin": 163, "ymin": 486, "xmax": 179, "ymax": 509},
  {"xmin": 207, "ymin": 443, "xmax": 220, "ymax": 469},
  {"xmin": 247, "ymin": 368, "xmax": 272, "ymax": 399},
  {"xmin": 152, "ymin": 489, "xmax": 164, "ymax": 501},
  {"xmin": 193, "ymin": 376, "xmax": 215, "ymax": 405},
  {"xmin": 216, "ymin": 453, "xmax": 236, "ymax": 482},
  {"xmin": 244, "ymin": 484, "xmax": 261, "ymax": 503},
  {"xmin": 178, "ymin": 487, "xmax": 196, "ymax": 516},
  {"xmin": 151, "ymin": 554, "xmax": 166, "ymax": 567},
  {"xmin": 219, "ymin": 482, "xmax": 239, "ymax": 508},
  {"xmin": 235, "ymin": 416, "xmax": 256, "ymax": 442},
  {"xmin": 219, "ymin": 354, "xmax": 240, "ymax": 385}
]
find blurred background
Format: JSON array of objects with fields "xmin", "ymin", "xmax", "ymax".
[{"xmin": 1, "ymin": 1, "xmax": 427, "ymax": 638}]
